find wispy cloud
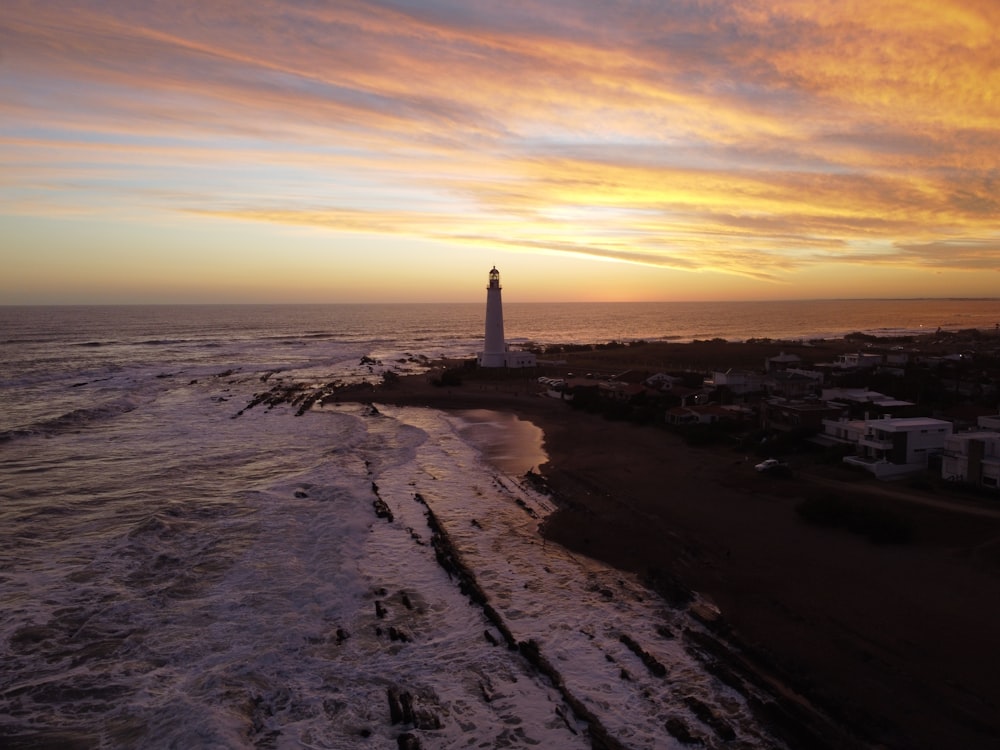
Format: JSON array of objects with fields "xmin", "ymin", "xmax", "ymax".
[{"xmin": 2, "ymin": 0, "xmax": 998, "ymax": 292}]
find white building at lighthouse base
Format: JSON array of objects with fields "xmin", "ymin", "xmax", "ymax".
[{"xmin": 477, "ymin": 347, "xmax": 537, "ymax": 369}]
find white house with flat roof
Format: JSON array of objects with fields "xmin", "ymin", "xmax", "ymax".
[
  {"xmin": 821, "ymin": 388, "xmax": 913, "ymax": 408},
  {"xmin": 822, "ymin": 415, "xmax": 952, "ymax": 479},
  {"xmin": 978, "ymin": 415, "xmax": 1000, "ymax": 432},
  {"xmin": 834, "ymin": 352, "xmax": 883, "ymax": 369},
  {"xmin": 942, "ymin": 432, "xmax": 1000, "ymax": 490}
]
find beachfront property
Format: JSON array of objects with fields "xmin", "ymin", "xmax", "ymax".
[
  {"xmin": 476, "ymin": 266, "xmax": 537, "ymax": 369},
  {"xmin": 820, "ymin": 388, "xmax": 916, "ymax": 418},
  {"xmin": 834, "ymin": 352, "xmax": 883, "ymax": 369},
  {"xmin": 979, "ymin": 415, "xmax": 1000, "ymax": 432},
  {"xmin": 941, "ymin": 431, "xmax": 1000, "ymax": 490},
  {"xmin": 882, "ymin": 350, "xmax": 910, "ymax": 375},
  {"xmin": 821, "ymin": 415, "xmax": 952, "ymax": 479},
  {"xmin": 939, "ymin": 414, "xmax": 1000, "ymax": 490},
  {"xmin": 666, "ymin": 404, "xmax": 750, "ymax": 426},
  {"xmin": 765, "ymin": 369, "xmax": 824, "ymax": 400},
  {"xmin": 644, "ymin": 372, "xmax": 685, "ymax": 390},
  {"xmin": 598, "ymin": 380, "xmax": 646, "ymax": 401},
  {"xmin": 762, "ymin": 399, "xmax": 845, "ymax": 433},
  {"xmin": 764, "ymin": 352, "xmax": 802, "ymax": 372},
  {"xmin": 706, "ymin": 369, "xmax": 765, "ymax": 396}
]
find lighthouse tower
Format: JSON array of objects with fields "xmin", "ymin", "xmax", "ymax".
[
  {"xmin": 476, "ymin": 267, "xmax": 536, "ymax": 368},
  {"xmin": 478, "ymin": 266, "xmax": 508, "ymax": 368}
]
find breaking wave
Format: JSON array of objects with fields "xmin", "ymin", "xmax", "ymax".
[{"xmin": 0, "ymin": 397, "xmax": 141, "ymax": 442}]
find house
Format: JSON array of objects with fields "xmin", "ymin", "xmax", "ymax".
[
  {"xmin": 834, "ymin": 352, "xmax": 883, "ymax": 369},
  {"xmin": 667, "ymin": 404, "xmax": 749, "ymax": 426},
  {"xmin": 765, "ymin": 352, "xmax": 802, "ymax": 372},
  {"xmin": 612, "ymin": 369, "xmax": 650, "ymax": 385},
  {"xmin": 644, "ymin": 373, "xmax": 684, "ymax": 390},
  {"xmin": 935, "ymin": 405, "xmax": 1000, "ymax": 433},
  {"xmin": 821, "ymin": 388, "xmax": 885, "ymax": 403},
  {"xmin": 598, "ymin": 381, "xmax": 646, "ymax": 402},
  {"xmin": 708, "ymin": 370, "xmax": 765, "ymax": 395},
  {"xmin": 503, "ymin": 350, "xmax": 537, "ymax": 368},
  {"xmin": 762, "ymin": 399, "xmax": 845, "ymax": 433},
  {"xmin": 886, "ymin": 351, "xmax": 910, "ymax": 367},
  {"xmin": 978, "ymin": 415, "xmax": 1000, "ymax": 432},
  {"xmin": 821, "ymin": 415, "xmax": 952, "ymax": 479},
  {"xmin": 765, "ymin": 369, "xmax": 823, "ymax": 400},
  {"xmin": 941, "ymin": 432, "xmax": 1000, "ymax": 490},
  {"xmin": 820, "ymin": 388, "xmax": 916, "ymax": 418},
  {"xmin": 659, "ymin": 384, "xmax": 708, "ymax": 407},
  {"xmin": 642, "ymin": 372, "xmax": 707, "ymax": 406},
  {"xmin": 883, "ymin": 351, "xmax": 910, "ymax": 374}
]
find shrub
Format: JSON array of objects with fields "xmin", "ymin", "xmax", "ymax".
[{"xmin": 431, "ymin": 368, "xmax": 463, "ymax": 387}]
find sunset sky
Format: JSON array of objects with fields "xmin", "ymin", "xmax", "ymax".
[{"xmin": 2, "ymin": 0, "xmax": 998, "ymax": 304}]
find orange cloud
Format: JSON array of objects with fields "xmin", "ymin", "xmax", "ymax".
[{"xmin": 2, "ymin": 0, "xmax": 998, "ymax": 299}]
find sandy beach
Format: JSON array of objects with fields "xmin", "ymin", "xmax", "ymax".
[{"xmin": 338, "ymin": 363, "xmax": 1000, "ymax": 750}]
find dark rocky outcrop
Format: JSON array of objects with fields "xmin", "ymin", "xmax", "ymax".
[
  {"xmin": 371, "ymin": 482, "xmax": 394, "ymax": 522},
  {"xmin": 683, "ymin": 695, "xmax": 736, "ymax": 741},
  {"xmin": 665, "ymin": 717, "xmax": 703, "ymax": 745},
  {"xmin": 386, "ymin": 687, "xmax": 440, "ymax": 730},
  {"xmin": 618, "ymin": 633, "xmax": 667, "ymax": 678},
  {"xmin": 418, "ymin": 492, "xmax": 626, "ymax": 750}
]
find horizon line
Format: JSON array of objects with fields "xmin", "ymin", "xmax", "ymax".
[{"xmin": 3, "ymin": 296, "xmax": 1000, "ymax": 307}]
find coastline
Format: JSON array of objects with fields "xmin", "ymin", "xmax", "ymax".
[{"xmin": 334, "ymin": 360, "xmax": 1000, "ymax": 750}]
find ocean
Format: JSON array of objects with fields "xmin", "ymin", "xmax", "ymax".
[{"xmin": 2, "ymin": 299, "xmax": 999, "ymax": 749}]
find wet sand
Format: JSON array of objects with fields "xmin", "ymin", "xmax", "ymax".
[
  {"xmin": 449, "ymin": 409, "xmax": 547, "ymax": 476},
  {"xmin": 341, "ymin": 370, "xmax": 1000, "ymax": 750}
]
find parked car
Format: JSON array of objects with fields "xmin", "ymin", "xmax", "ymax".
[{"xmin": 755, "ymin": 458, "xmax": 788, "ymax": 473}]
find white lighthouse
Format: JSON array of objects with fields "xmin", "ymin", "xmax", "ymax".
[
  {"xmin": 476, "ymin": 266, "xmax": 536, "ymax": 369},
  {"xmin": 479, "ymin": 266, "xmax": 507, "ymax": 367}
]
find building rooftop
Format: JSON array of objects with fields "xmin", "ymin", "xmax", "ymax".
[{"xmin": 868, "ymin": 416, "xmax": 952, "ymax": 430}]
